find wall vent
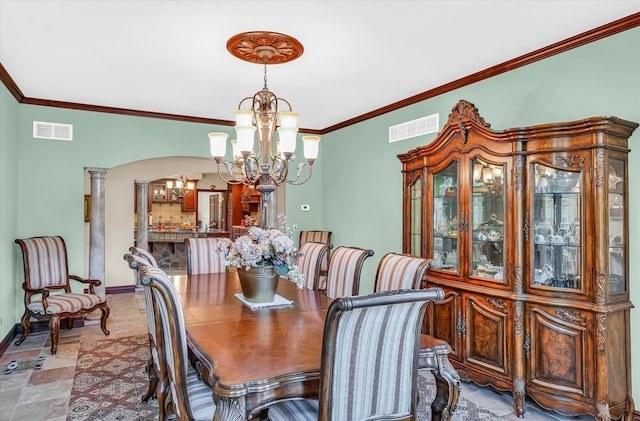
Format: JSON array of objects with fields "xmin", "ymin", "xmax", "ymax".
[
  {"xmin": 33, "ymin": 121, "xmax": 73, "ymax": 141},
  {"xmin": 389, "ymin": 113, "xmax": 439, "ymax": 143}
]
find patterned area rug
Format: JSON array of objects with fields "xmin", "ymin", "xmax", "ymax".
[
  {"xmin": 66, "ymin": 335, "xmax": 504, "ymax": 421},
  {"xmin": 417, "ymin": 372, "xmax": 507, "ymax": 421},
  {"xmin": 67, "ymin": 335, "xmax": 159, "ymax": 421}
]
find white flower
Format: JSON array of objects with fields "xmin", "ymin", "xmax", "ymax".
[{"xmin": 216, "ymin": 227, "xmax": 304, "ymax": 288}]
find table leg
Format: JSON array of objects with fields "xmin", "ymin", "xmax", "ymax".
[{"xmin": 430, "ymin": 355, "xmax": 461, "ymax": 421}]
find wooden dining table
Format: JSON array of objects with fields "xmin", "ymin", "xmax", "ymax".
[{"xmin": 173, "ymin": 270, "xmax": 459, "ymax": 421}]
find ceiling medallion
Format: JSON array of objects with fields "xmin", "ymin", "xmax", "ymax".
[{"xmin": 226, "ymin": 31, "xmax": 304, "ymax": 64}]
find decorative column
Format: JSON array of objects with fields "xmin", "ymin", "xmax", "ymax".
[
  {"xmin": 86, "ymin": 167, "xmax": 107, "ymax": 297},
  {"xmin": 135, "ymin": 180, "xmax": 150, "ymax": 287}
]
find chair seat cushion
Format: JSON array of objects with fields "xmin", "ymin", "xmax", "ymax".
[
  {"xmin": 28, "ymin": 293, "xmax": 105, "ymax": 315},
  {"xmin": 268, "ymin": 399, "xmax": 319, "ymax": 421},
  {"xmin": 186, "ymin": 366, "xmax": 216, "ymax": 419}
]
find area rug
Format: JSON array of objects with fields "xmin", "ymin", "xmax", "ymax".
[
  {"xmin": 417, "ymin": 371, "xmax": 507, "ymax": 421},
  {"xmin": 66, "ymin": 335, "xmax": 159, "ymax": 421}
]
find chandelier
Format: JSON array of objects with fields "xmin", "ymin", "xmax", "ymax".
[
  {"xmin": 166, "ymin": 175, "xmax": 195, "ymax": 199},
  {"xmin": 207, "ymin": 32, "xmax": 320, "ymax": 204}
]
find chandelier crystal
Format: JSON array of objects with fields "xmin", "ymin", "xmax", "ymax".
[{"xmin": 208, "ymin": 32, "xmax": 320, "ymax": 213}]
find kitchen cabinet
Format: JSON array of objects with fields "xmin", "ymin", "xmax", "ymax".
[{"xmin": 398, "ymin": 100, "xmax": 637, "ymax": 420}]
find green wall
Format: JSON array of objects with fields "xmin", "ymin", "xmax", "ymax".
[
  {"xmin": 1, "ymin": 25, "xmax": 638, "ymax": 404},
  {"xmin": 0, "ymin": 83, "xmax": 19, "ymax": 340}
]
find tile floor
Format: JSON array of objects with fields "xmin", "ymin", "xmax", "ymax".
[{"xmin": 0, "ymin": 283, "xmax": 596, "ymax": 421}]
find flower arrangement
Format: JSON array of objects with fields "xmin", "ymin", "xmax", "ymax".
[{"xmin": 216, "ymin": 226, "xmax": 304, "ymax": 288}]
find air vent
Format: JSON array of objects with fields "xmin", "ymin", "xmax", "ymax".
[
  {"xmin": 389, "ymin": 113, "xmax": 439, "ymax": 143},
  {"xmin": 33, "ymin": 121, "xmax": 73, "ymax": 141}
]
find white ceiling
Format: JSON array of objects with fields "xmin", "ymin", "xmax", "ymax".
[{"xmin": 1, "ymin": 1, "xmax": 639, "ymax": 131}]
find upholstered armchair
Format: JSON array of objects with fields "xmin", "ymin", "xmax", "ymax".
[
  {"xmin": 185, "ymin": 237, "xmax": 226, "ymax": 275},
  {"xmin": 297, "ymin": 242, "xmax": 330, "ymax": 291},
  {"xmin": 14, "ymin": 236, "xmax": 110, "ymax": 354},
  {"xmin": 139, "ymin": 265, "xmax": 216, "ymax": 420},
  {"xmin": 324, "ymin": 246, "xmax": 373, "ymax": 299},
  {"xmin": 268, "ymin": 287, "xmax": 445, "ymax": 420}
]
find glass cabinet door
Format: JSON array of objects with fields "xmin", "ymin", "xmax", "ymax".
[
  {"xmin": 608, "ymin": 158, "xmax": 625, "ymax": 295},
  {"xmin": 470, "ymin": 159, "xmax": 505, "ymax": 282},
  {"xmin": 531, "ymin": 163, "xmax": 582, "ymax": 290},
  {"xmin": 432, "ymin": 162, "xmax": 459, "ymax": 273},
  {"xmin": 409, "ymin": 176, "xmax": 423, "ymax": 256}
]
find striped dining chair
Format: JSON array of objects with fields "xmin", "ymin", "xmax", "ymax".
[
  {"xmin": 129, "ymin": 246, "xmax": 158, "ymax": 267},
  {"xmin": 299, "ymin": 230, "xmax": 332, "ymax": 290},
  {"xmin": 14, "ymin": 236, "xmax": 110, "ymax": 354},
  {"xmin": 268, "ymin": 287, "xmax": 445, "ymax": 421},
  {"xmin": 374, "ymin": 252, "xmax": 433, "ymax": 292},
  {"xmin": 297, "ymin": 242, "xmax": 330, "ymax": 291},
  {"xmin": 139, "ymin": 265, "xmax": 216, "ymax": 420},
  {"xmin": 374, "ymin": 252, "xmax": 461, "ymax": 420},
  {"xmin": 123, "ymin": 253, "xmax": 165, "ymax": 409},
  {"xmin": 185, "ymin": 237, "xmax": 226, "ymax": 275},
  {"xmin": 324, "ymin": 246, "xmax": 374, "ymax": 299}
]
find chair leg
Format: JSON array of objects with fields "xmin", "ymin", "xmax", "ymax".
[
  {"xmin": 142, "ymin": 357, "xmax": 158, "ymax": 402},
  {"xmin": 14, "ymin": 311, "xmax": 31, "ymax": 346},
  {"xmin": 99, "ymin": 304, "xmax": 110, "ymax": 336},
  {"xmin": 49, "ymin": 315, "xmax": 60, "ymax": 355}
]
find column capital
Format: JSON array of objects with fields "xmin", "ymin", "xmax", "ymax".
[{"xmin": 85, "ymin": 167, "xmax": 108, "ymax": 174}]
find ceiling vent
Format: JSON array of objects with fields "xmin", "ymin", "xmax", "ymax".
[
  {"xmin": 389, "ymin": 113, "xmax": 439, "ymax": 143},
  {"xmin": 33, "ymin": 121, "xmax": 73, "ymax": 141}
]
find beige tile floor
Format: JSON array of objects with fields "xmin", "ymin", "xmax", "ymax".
[{"xmin": 0, "ymin": 286, "xmax": 595, "ymax": 421}]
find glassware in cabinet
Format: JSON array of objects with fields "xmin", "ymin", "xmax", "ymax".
[{"xmin": 432, "ymin": 162, "xmax": 459, "ymax": 273}]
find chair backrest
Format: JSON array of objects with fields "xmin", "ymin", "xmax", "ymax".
[
  {"xmin": 129, "ymin": 246, "xmax": 159, "ymax": 267},
  {"xmin": 297, "ymin": 242, "xmax": 330, "ymax": 291},
  {"xmin": 299, "ymin": 230, "xmax": 332, "ymax": 270},
  {"xmin": 185, "ymin": 237, "xmax": 226, "ymax": 275},
  {"xmin": 139, "ymin": 265, "xmax": 194, "ymax": 419},
  {"xmin": 374, "ymin": 253, "xmax": 434, "ymax": 292},
  {"xmin": 318, "ymin": 287, "xmax": 445, "ymax": 420},
  {"xmin": 325, "ymin": 246, "xmax": 373, "ymax": 299},
  {"xmin": 123, "ymin": 252, "xmax": 157, "ymax": 339},
  {"xmin": 15, "ymin": 236, "xmax": 70, "ymax": 292}
]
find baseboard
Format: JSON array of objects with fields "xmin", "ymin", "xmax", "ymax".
[{"xmin": 0, "ymin": 285, "xmax": 135, "ymax": 357}]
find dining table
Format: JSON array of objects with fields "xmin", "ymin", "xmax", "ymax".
[{"xmin": 173, "ymin": 270, "xmax": 459, "ymax": 421}]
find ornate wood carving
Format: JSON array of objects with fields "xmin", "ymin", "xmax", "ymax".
[
  {"xmin": 524, "ymin": 328, "xmax": 530, "ymax": 359},
  {"xmin": 596, "ymin": 313, "xmax": 607, "ymax": 352},
  {"xmin": 595, "ymin": 148, "xmax": 606, "ymax": 187},
  {"xmin": 486, "ymin": 297, "xmax": 507, "ymax": 313},
  {"xmin": 555, "ymin": 154, "xmax": 585, "ymax": 168},
  {"xmin": 556, "ymin": 309, "xmax": 586, "ymax": 327},
  {"xmin": 596, "ymin": 400, "xmax": 611, "ymax": 421},
  {"xmin": 513, "ymin": 265, "xmax": 523, "ymax": 294},
  {"xmin": 459, "ymin": 216, "xmax": 469, "ymax": 234},
  {"xmin": 456, "ymin": 312, "xmax": 466, "ymax": 339},
  {"xmin": 596, "ymin": 273, "xmax": 607, "ymax": 306},
  {"xmin": 447, "ymin": 99, "xmax": 490, "ymax": 128},
  {"xmin": 514, "ymin": 301, "xmax": 523, "ymax": 335},
  {"xmin": 514, "ymin": 378, "xmax": 526, "ymax": 417},
  {"xmin": 514, "ymin": 155, "xmax": 524, "ymax": 191},
  {"xmin": 523, "ymin": 210, "xmax": 530, "ymax": 243},
  {"xmin": 406, "ymin": 171, "xmax": 422, "ymax": 187}
]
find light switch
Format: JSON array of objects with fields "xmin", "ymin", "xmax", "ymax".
[{"xmin": 301, "ymin": 204, "xmax": 310, "ymax": 211}]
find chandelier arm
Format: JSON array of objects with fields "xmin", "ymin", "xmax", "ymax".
[
  {"xmin": 268, "ymin": 157, "xmax": 289, "ymax": 185},
  {"xmin": 285, "ymin": 163, "xmax": 313, "ymax": 186},
  {"xmin": 277, "ymin": 98, "xmax": 293, "ymax": 112},
  {"xmin": 215, "ymin": 162, "xmax": 246, "ymax": 185},
  {"xmin": 243, "ymin": 155, "xmax": 262, "ymax": 185}
]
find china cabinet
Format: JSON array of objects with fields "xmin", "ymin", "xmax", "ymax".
[{"xmin": 398, "ymin": 100, "xmax": 637, "ymax": 420}]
